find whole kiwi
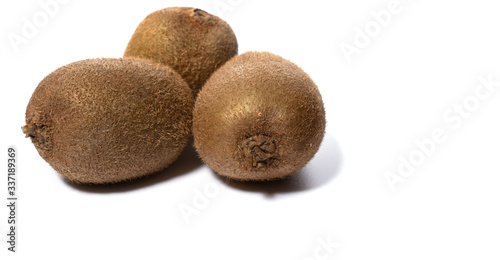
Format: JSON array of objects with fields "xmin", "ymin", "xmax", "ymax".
[
  {"xmin": 123, "ymin": 7, "xmax": 238, "ymax": 97},
  {"xmin": 22, "ymin": 58, "xmax": 194, "ymax": 184},
  {"xmin": 193, "ymin": 52, "xmax": 326, "ymax": 181}
]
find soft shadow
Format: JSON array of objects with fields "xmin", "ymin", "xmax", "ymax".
[
  {"xmin": 215, "ymin": 133, "xmax": 343, "ymax": 197},
  {"xmin": 64, "ymin": 138, "xmax": 202, "ymax": 193}
]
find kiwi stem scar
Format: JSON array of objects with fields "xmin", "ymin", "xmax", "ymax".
[
  {"xmin": 239, "ymin": 134, "xmax": 278, "ymax": 168},
  {"xmin": 22, "ymin": 121, "xmax": 48, "ymax": 150}
]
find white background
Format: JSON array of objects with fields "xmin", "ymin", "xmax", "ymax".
[{"xmin": 1, "ymin": 0, "xmax": 500, "ymax": 259}]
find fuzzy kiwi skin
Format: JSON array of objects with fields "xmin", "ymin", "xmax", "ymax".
[
  {"xmin": 193, "ymin": 52, "xmax": 326, "ymax": 181},
  {"xmin": 123, "ymin": 7, "xmax": 238, "ymax": 97},
  {"xmin": 22, "ymin": 58, "xmax": 194, "ymax": 184}
]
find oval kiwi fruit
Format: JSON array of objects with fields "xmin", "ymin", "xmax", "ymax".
[
  {"xmin": 193, "ymin": 51, "xmax": 326, "ymax": 181},
  {"xmin": 22, "ymin": 58, "xmax": 194, "ymax": 184},
  {"xmin": 123, "ymin": 7, "xmax": 238, "ymax": 97}
]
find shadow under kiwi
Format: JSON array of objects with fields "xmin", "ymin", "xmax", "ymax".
[
  {"xmin": 64, "ymin": 138, "xmax": 202, "ymax": 193},
  {"xmin": 214, "ymin": 133, "xmax": 343, "ymax": 197}
]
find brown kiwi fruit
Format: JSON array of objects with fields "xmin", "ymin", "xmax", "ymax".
[
  {"xmin": 193, "ymin": 51, "xmax": 326, "ymax": 181},
  {"xmin": 22, "ymin": 58, "xmax": 194, "ymax": 184},
  {"xmin": 123, "ymin": 7, "xmax": 238, "ymax": 97}
]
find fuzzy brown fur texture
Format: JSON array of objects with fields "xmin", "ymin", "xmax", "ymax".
[
  {"xmin": 193, "ymin": 52, "xmax": 326, "ymax": 181},
  {"xmin": 123, "ymin": 7, "xmax": 238, "ymax": 97},
  {"xmin": 22, "ymin": 58, "xmax": 194, "ymax": 184}
]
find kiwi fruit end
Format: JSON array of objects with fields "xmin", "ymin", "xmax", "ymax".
[{"xmin": 193, "ymin": 51, "xmax": 326, "ymax": 181}]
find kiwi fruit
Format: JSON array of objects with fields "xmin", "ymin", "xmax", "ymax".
[
  {"xmin": 123, "ymin": 7, "xmax": 238, "ymax": 97},
  {"xmin": 22, "ymin": 58, "xmax": 194, "ymax": 184},
  {"xmin": 193, "ymin": 52, "xmax": 326, "ymax": 181}
]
